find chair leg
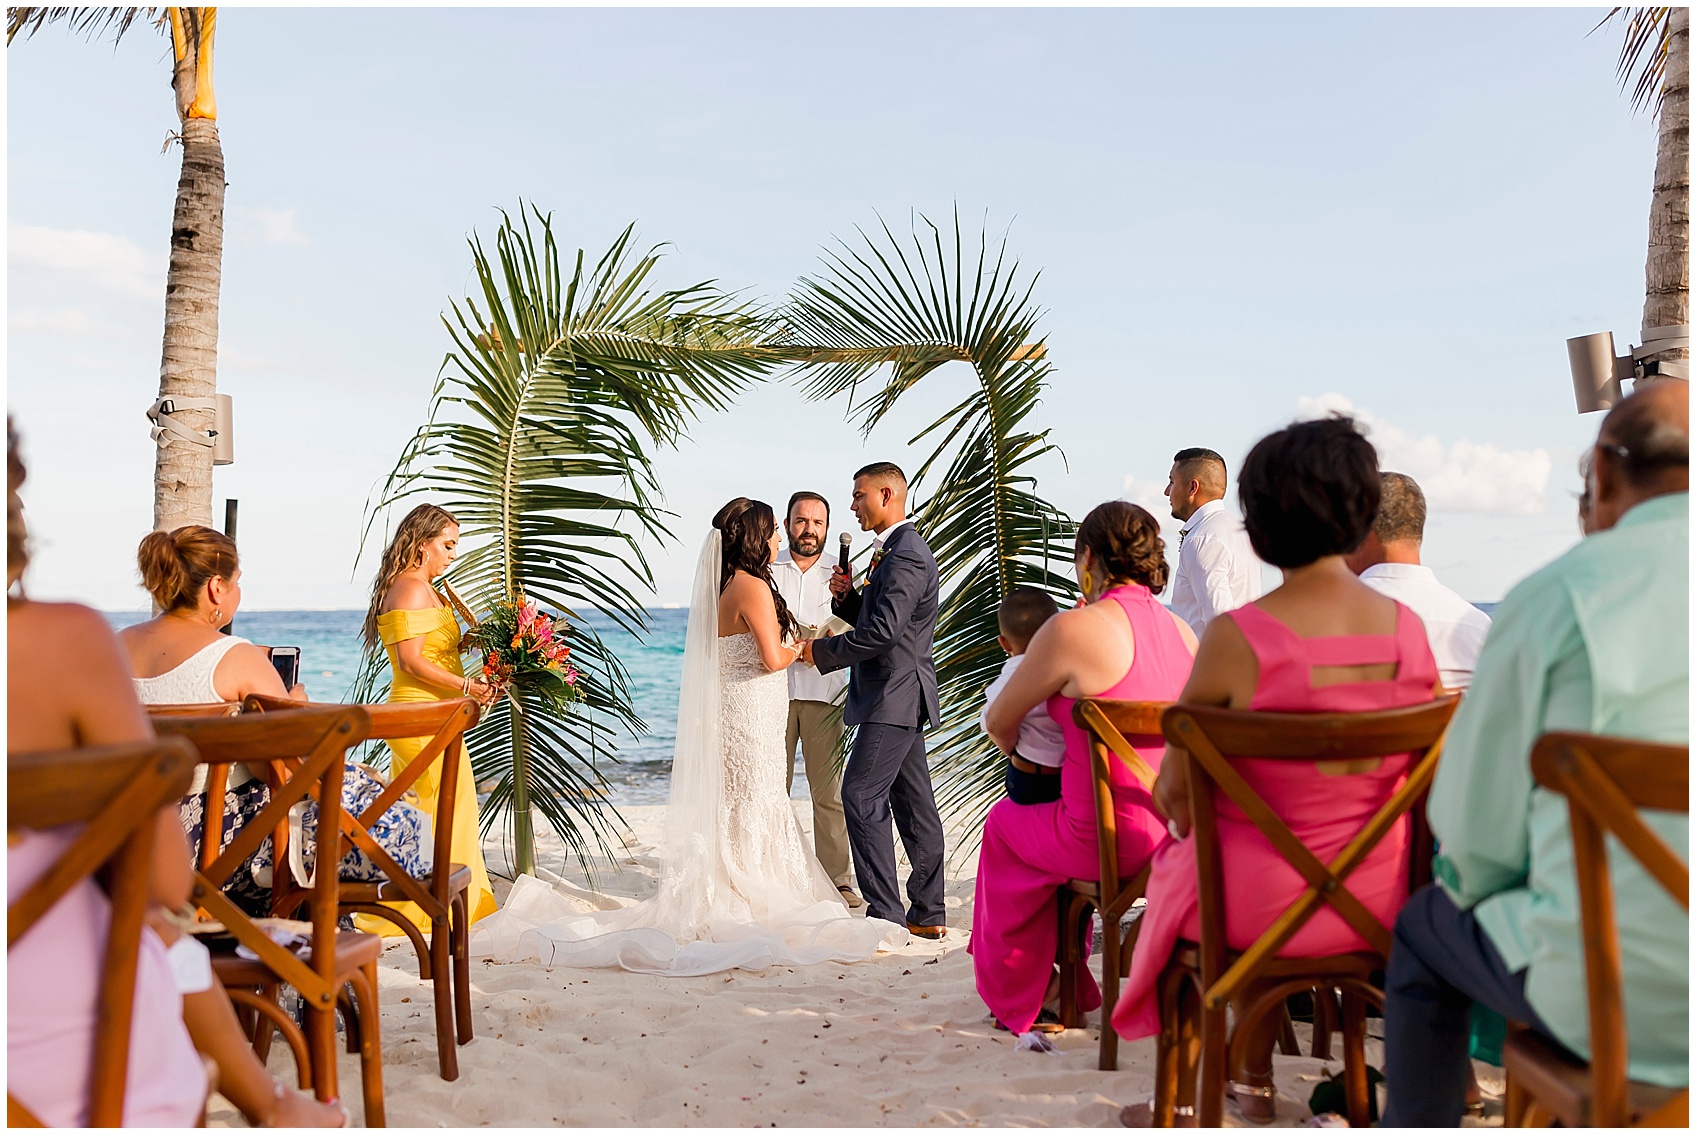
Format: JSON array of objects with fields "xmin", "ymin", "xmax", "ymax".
[
  {"xmin": 1098, "ymin": 919, "xmax": 1121, "ymax": 1071},
  {"xmin": 451, "ymin": 891, "xmax": 474, "ymax": 1045},
  {"xmin": 431, "ymin": 909, "xmax": 460, "ymax": 1081},
  {"xmin": 1276, "ymin": 1004, "xmax": 1300, "ymax": 1056},
  {"xmin": 1311, "ymin": 985, "xmax": 1336, "ymax": 1060},
  {"xmin": 350, "ymin": 964, "xmax": 387, "ymax": 1127},
  {"xmin": 1340, "ymin": 990, "xmax": 1371, "ymax": 1128},
  {"xmin": 1504, "ymin": 1071, "xmax": 1529, "ymax": 1127},
  {"xmin": 1196, "ymin": 1001, "xmax": 1229, "ymax": 1128},
  {"xmin": 305, "ymin": 994, "xmax": 339, "ymax": 1105},
  {"xmin": 252, "ymin": 982, "xmax": 278, "ymax": 1063}
]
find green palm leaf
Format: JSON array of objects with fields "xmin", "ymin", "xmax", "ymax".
[
  {"xmin": 366, "ymin": 203, "xmax": 784, "ymax": 877},
  {"xmin": 1595, "ymin": 6, "xmax": 1676, "ymax": 115},
  {"xmin": 784, "ymin": 207, "xmax": 1080, "ymax": 851}
]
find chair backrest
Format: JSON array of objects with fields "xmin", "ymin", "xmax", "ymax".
[
  {"xmin": 243, "ymin": 694, "xmax": 479, "ymax": 915},
  {"xmin": 146, "ymin": 703, "xmax": 243, "ymax": 718},
  {"xmin": 153, "ymin": 707, "xmax": 369, "ymax": 1019},
  {"xmin": 1162, "ymin": 695, "xmax": 1459, "ymax": 1011},
  {"xmin": 1073, "ymin": 699, "xmax": 1169, "ymax": 898},
  {"xmin": 1530, "ymin": 732, "xmax": 1690, "ymax": 1127},
  {"xmin": 7, "ymin": 738, "xmax": 200, "ymax": 1127}
]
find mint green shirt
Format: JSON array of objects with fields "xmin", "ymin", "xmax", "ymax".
[{"xmin": 1429, "ymin": 492, "xmax": 1689, "ymax": 1087}]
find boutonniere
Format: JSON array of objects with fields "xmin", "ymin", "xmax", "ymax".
[{"xmin": 868, "ymin": 547, "xmax": 886, "ymax": 579}]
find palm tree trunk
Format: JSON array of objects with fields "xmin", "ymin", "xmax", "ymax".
[
  {"xmin": 154, "ymin": 9, "xmax": 224, "ymax": 532},
  {"xmin": 1643, "ymin": 7, "xmax": 1689, "ymax": 367}
]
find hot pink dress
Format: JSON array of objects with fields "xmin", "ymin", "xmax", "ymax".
[
  {"xmin": 970, "ymin": 584, "xmax": 1193, "ymax": 1033},
  {"xmin": 1113, "ymin": 601, "xmax": 1438, "ymax": 1040},
  {"xmin": 7, "ymin": 827, "xmax": 206, "ymax": 1127}
]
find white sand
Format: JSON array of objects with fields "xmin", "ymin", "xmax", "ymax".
[{"xmin": 211, "ymin": 803, "xmax": 1505, "ymax": 1127}]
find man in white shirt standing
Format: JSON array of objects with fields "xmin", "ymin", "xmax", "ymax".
[
  {"xmin": 1346, "ymin": 471, "xmax": 1492, "ymax": 691},
  {"xmin": 770, "ymin": 490, "xmax": 860, "ymax": 907},
  {"xmin": 1164, "ymin": 447, "xmax": 1263, "ymax": 635}
]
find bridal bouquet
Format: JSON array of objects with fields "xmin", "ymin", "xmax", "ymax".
[{"xmin": 466, "ymin": 595, "xmax": 582, "ymax": 712}]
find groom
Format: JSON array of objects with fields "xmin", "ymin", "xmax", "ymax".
[{"xmin": 799, "ymin": 462, "xmax": 948, "ymax": 939}]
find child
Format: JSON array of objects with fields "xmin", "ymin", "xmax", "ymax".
[{"xmin": 980, "ymin": 587, "xmax": 1066, "ymax": 805}]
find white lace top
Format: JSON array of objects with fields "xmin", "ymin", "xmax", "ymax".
[{"xmin": 131, "ymin": 635, "xmax": 251, "ymax": 706}]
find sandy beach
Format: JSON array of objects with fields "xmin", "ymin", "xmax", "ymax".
[{"xmin": 211, "ymin": 803, "xmax": 1504, "ymax": 1127}]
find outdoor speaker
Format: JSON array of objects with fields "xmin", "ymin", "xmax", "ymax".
[{"xmin": 1566, "ymin": 332, "xmax": 1628, "ymax": 414}]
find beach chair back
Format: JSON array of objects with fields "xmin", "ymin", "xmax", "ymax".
[
  {"xmin": 153, "ymin": 707, "xmax": 368, "ymax": 1014},
  {"xmin": 1524, "ymin": 732, "xmax": 1689, "ymax": 1128},
  {"xmin": 1065, "ymin": 698, "xmax": 1167, "ymax": 1069},
  {"xmin": 7, "ymin": 737, "xmax": 199, "ymax": 1127},
  {"xmin": 1161, "ymin": 694, "xmax": 1459, "ymax": 1013}
]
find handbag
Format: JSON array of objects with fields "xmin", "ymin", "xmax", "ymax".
[
  {"xmin": 179, "ymin": 774, "xmax": 273, "ymax": 916},
  {"xmin": 251, "ymin": 764, "xmax": 434, "ymax": 887}
]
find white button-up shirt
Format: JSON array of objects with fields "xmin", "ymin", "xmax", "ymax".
[
  {"xmin": 1358, "ymin": 562, "xmax": 1492, "ymax": 691},
  {"xmin": 771, "ymin": 547, "xmax": 850, "ymax": 704},
  {"xmin": 1170, "ymin": 498, "xmax": 1263, "ymax": 635}
]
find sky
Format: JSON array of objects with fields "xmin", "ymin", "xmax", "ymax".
[{"xmin": 6, "ymin": 6, "xmax": 1658, "ymax": 612}]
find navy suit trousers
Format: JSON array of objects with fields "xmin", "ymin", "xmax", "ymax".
[{"xmin": 840, "ymin": 721, "xmax": 947, "ymax": 928}]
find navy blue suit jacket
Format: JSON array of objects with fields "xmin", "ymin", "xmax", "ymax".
[{"xmin": 811, "ymin": 521, "xmax": 942, "ymax": 729}]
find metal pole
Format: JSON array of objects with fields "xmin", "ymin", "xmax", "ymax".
[{"xmin": 220, "ymin": 499, "xmax": 237, "ymax": 635}]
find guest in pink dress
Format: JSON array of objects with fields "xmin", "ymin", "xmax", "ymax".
[
  {"xmin": 973, "ymin": 502, "xmax": 1198, "ymax": 1037},
  {"xmin": 1114, "ymin": 416, "xmax": 1440, "ymax": 1124}
]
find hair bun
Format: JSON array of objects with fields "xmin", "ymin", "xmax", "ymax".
[{"xmin": 137, "ymin": 525, "xmax": 237, "ymax": 612}]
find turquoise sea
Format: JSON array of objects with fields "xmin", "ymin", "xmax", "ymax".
[
  {"xmin": 108, "ymin": 602, "xmax": 1497, "ymax": 806},
  {"xmin": 105, "ymin": 607, "xmax": 694, "ymax": 806}
]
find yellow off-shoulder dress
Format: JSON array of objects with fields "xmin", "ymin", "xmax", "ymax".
[{"xmin": 359, "ymin": 605, "xmax": 498, "ymax": 936}]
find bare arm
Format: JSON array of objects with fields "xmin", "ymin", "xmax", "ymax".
[
  {"xmin": 383, "ymin": 578, "xmax": 492, "ymax": 700},
  {"xmin": 727, "ymin": 573, "xmax": 802, "ymax": 672},
  {"xmin": 213, "ymin": 642, "xmax": 305, "ymax": 704},
  {"xmin": 1151, "ymin": 613, "xmax": 1254, "ymax": 836}
]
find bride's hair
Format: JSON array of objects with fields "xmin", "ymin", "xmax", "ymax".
[{"xmin": 713, "ymin": 497, "xmax": 797, "ymax": 641}]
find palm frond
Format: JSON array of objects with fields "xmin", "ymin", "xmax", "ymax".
[
  {"xmin": 6, "ymin": 6, "xmax": 166, "ymax": 46},
  {"xmin": 785, "ymin": 207, "xmax": 1080, "ymax": 853},
  {"xmin": 367, "ymin": 202, "xmax": 784, "ymax": 876},
  {"xmin": 1595, "ymin": 6, "xmax": 1675, "ymax": 115}
]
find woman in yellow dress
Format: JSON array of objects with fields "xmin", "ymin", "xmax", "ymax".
[{"xmin": 359, "ymin": 504, "xmax": 498, "ymax": 934}]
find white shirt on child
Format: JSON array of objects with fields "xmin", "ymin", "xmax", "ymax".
[{"xmin": 980, "ymin": 655, "xmax": 1066, "ymax": 767}]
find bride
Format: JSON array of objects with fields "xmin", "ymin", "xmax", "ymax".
[{"xmin": 471, "ymin": 498, "xmax": 909, "ymax": 974}]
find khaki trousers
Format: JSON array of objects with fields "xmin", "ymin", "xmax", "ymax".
[{"xmin": 785, "ymin": 699, "xmax": 853, "ymax": 889}]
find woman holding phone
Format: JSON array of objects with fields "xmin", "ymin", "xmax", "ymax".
[{"xmin": 360, "ymin": 504, "xmax": 498, "ymax": 935}]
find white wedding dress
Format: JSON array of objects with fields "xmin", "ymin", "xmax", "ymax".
[{"xmin": 469, "ymin": 531, "xmax": 908, "ymax": 975}]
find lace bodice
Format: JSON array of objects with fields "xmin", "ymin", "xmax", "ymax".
[{"xmin": 132, "ymin": 635, "xmax": 250, "ymax": 706}]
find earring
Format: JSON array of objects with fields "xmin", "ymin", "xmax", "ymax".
[
  {"xmin": 1079, "ymin": 565, "xmax": 1094, "ymax": 598},
  {"xmin": 212, "ymin": 607, "xmax": 222, "ymax": 623}
]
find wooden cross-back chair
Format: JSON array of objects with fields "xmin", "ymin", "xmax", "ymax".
[
  {"xmin": 146, "ymin": 702, "xmax": 244, "ymax": 718},
  {"xmin": 1502, "ymin": 732, "xmax": 1689, "ymax": 1128},
  {"xmin": 1153, "ymin": 695, "xmax": 1460, "ymax": 1127},
  {"xmin": 1059, "ymin": 699, "xmax": 1164, "ymax": 1070},
  {"xmin": 154, "ymin": 706, "xmax": 388, "ymax": 1126},
  {"xmin": 7, "ymin": 737, "xmax": 200, "ymax": 1127},
  {"xmin": 244, "ymin": 692, "xmax": 481, "ymax": 1081}
]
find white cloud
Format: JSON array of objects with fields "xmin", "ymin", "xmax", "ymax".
[
  {"xmin": 7, "ymin": 221, "xmax": 162, "ymax": 298},
  {"xmin": 1120, "ymin": 474, "xmax": 1171, "ymax": 520},
  {"xmin": 1297, "ymin": 392, "xmax": 1552, "ymax": 515},
  {"xmin": 228, "ymin": 207, "xmax": 308, "ymax": 246},
  {"xmin": 9, "ymin": 308, "xmax": 132, "ymax": 340}
]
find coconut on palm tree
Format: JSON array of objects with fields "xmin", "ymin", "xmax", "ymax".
[{"xmin": 9, "ymin": 6, "xmax": 227, "ymax": 531}]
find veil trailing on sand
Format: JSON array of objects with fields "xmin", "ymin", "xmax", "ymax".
[{"xmin": 469, "ymin": 530, "xmax": 905, "ymax": 975}]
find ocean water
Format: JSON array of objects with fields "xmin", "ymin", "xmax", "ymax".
[
  {"xmin": 108, "ymin": 601, "xmax": 1497, "ymax": 805},
  {"xmin": 105, "ymin": 607, "xmax": 695, "ymax": 805}
]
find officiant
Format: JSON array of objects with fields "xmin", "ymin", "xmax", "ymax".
[{"xmin": 771, "ymin": 490, "xmax": 862, "ymax": 908}]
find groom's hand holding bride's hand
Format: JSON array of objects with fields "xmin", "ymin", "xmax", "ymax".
[{"xmin": 797, "ymin": 637, "xmax": 817, "ymax": 667}]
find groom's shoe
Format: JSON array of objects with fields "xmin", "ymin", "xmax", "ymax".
[
  {"xmin": 906, "ymin": 922, "xmax": 947, "ymax": 940},
  {"xmin": 837, "ymin": 886, "xmax": 865, "ymax": 909}
]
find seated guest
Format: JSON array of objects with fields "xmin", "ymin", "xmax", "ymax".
[
  {"xmin": 119, "ymin": 526, "xmax": 303, "ymax": 914},
  {"xmin": 1345, "ymin": 471, "xmax": 1491, "ymax": 691},
  {"xmin": 981, "ymin": 586, "xmax": 1065, "ymax": 805},
  {"xmin": 1381, "ymin": 381, "xmax": 1689, "ymax": 1126},
  {"xmin": 1115, "ymin": 416, "xmax": 1440, "ymax": 1124},
  {"xmin": 6, "ymin": 421, "xmax": 340, "ymax": 1126},
  {"xmin": 974, "ymin": 502, "xmax": 1196, "ymax": 1042}
]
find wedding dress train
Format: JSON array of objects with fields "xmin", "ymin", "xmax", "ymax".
[{"xmin": 469, "ymin": 533, "xmax": 908, "ymax": 975}]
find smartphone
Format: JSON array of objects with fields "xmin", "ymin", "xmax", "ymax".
[{"xmin": 268, "ymin": 646, "xmax": 301, "ymax": 690}]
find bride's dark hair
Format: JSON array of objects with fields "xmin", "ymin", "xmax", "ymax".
[{"xmin": 713, "ymin": 497, "xmax": 797, "ymax": 640}]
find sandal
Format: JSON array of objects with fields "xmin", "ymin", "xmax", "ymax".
[
  {"xmin": 1119, "ymin": 1100, "xmax": 1196, "ymax": 1127},
  {"xmin": 1230, "ymin": 1077, "xmax": 1278, "ymax": 1124},
  {"xmin": 992, "ymin": 1008, "xmax": 1066, "ymax": 1035}
]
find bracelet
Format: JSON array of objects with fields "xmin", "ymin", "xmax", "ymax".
[{"xmin": 462, "ymin": 675, "xmax": 472, "ymax": 696}]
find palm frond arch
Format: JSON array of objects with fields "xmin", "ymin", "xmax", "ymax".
[{"xmin": 783, "ymin": 208, "xmax": 1081, "ymax": 846}]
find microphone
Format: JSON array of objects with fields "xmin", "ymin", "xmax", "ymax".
[{"xmin": 837, "ymin": 532, "xmax": 853, "ymax": 574}]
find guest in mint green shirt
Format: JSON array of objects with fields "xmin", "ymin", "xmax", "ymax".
[{"xmin": 1382, "ymin": 382, "xmax": 1689, "ymax": 1126}]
